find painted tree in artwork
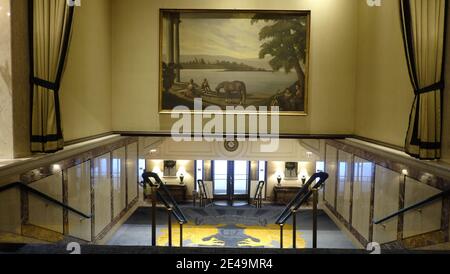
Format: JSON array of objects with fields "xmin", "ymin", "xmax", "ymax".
[{"xmin": 251, "ymin": 15, "xmax": 308, "ymax": 89}]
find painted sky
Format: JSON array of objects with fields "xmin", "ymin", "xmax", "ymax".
[{"xmin": 179, "ymin": 17, "xmax": 268, "ymax": 60}]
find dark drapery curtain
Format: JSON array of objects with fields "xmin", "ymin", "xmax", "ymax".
[
  {"xmin": 29, "ymin": 0, "xmax": 74, "ymax": 153},
  {"xmin": 400, "ymin": 0, "xmax": 448, "ymax": 160}
]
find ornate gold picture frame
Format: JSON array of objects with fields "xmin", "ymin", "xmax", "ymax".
[{"xmin": 159, "ymin": 9, "xmax": 311, "ymax": 116}]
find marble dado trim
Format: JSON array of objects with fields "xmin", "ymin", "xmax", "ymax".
[
  {"xmin": 326, "ymin": 140, "xmax": 450, "ymax": 191},
  {"xmin": 382, "ymin": 230, "xmax": 447, "ymax": 250},
  {"xmin": 348, "ymin": 154, "xmax": 356, "ymax": 227},
  {"xmin": 397, "ymin": 175, "xmax": 406, "ymax": 242},
  {"xmin": 368, "ymin": 162, "xmax": 376, "ymax": 243},
  {"xmin": 19, "ymin": 137, "xmax": 138, "ymax": 184},
  {"xmin": 21, "ymin": 224, "xmax": 64, "ymax": 243},
  {"xmin": 62, "ymin": 171, "xmax": 69, "ymax": 236},
  {"xmin": 90, "ymin": 160, "xmax": 96, "ymax": 243}
]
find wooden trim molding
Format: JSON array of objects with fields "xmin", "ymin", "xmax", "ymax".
[
  {"xmin": 115, "ymin": 131, "xmax": 351, "ymax": 140},
  {"xmin": 64, "ymin": 131, "xmax": 115, "ymax": 147}
]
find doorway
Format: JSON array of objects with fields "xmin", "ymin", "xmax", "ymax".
[{"xmin": 213, "ymin": 160, "xmax": 250, "ymax": 206}]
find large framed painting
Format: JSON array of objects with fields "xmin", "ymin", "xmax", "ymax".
[{"xmin": 159, "ymin": 9, "xmax": 310, "ymax": 115}]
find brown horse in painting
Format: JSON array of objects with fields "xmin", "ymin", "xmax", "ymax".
[{"xmin": 215, "ymin": 81, "xmax": 247, "ymax": 105}]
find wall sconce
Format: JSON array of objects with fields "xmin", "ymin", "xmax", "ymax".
[
  {"xmin": 277, "ymin": 175, "xmax": 282, "ymax": 186},
  {"xmin": 52, "ymin": 164, "xmax": 62, "ymax": 173},
  {"xmin": 402, "ymin": 169, "xmax": 408, "ymax": 176},
  {"xmin": 178, "ymin": 166, "xmax": 186, "ymax": 185},
  {"xmin": 179, "ymin": 173, "xmax": 184, "ymax": 185}
]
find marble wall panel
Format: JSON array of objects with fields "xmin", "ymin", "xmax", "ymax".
[
  {"xmin": 324, "ymin": 145, "xmax": 337, "ymax": 207},
  {"xmin": 28, "ymin": 172, "xmax": 64, "ymax": 233},
  {"xmin": 336, "ymin": 150, "xmax": 352, "ymax": 221},
  {"xmin": 0, "ymin": 187, "xmax": 21, "ymax": 234},
  {"xmin": 126, "ymin": 142, "xmax": 138, "ymax": 203},
  {"xmin": 93, "ymin": 153, "xmax": 111, "ymax": 236},
  {"xmin": 67, "ymin": 161, "xmax": 91, "ymax": 241},
  {"xmin": 403, "ymin": 178, "xmax": 442, "ymax": 238},
  {"xmin": 352, "ymin": 157, "xmax": 374, "ymax": 241},
  {"xmin": 112, "ymin": 148, "xmax": 126, "ymax": 218},
  {"xmin": 373, "ymin": 166, "xmax": 400, "ymax": 244}
]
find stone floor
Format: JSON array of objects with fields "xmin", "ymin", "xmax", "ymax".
[{"xmin": 107, "ymin": 205, "xmax": 356, "ymax": 249}]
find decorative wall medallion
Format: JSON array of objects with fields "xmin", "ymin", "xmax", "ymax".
[{"xmin": 224, "ymin": 140, "xmax": 239, "ymax": 152}]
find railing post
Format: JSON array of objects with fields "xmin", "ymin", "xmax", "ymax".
[
  {"xmin": 151, "ymin": 185, "xmax": 158, "ymax": 246},
  {"xmin": 168, "ymin": 207, "xmax": 173, "ymax": 247},
  {"xmin": 292, "ymin": 209, "xmax": 297, "ymax": 249},
  {"xmin": 179, "ymin": 222, "xmax": 184, "ymax": 247},
  {"xmin": 312, "ymin": 188, "xmax": 318, "ymax": 249},
  {"xmin": 279, "ymin": 224, "xmax": 284, "ymax": 249}
]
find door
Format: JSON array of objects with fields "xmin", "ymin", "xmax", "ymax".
[{"xmin": 213, "ymin": 160, "xmax": 250, "ymax": 204}]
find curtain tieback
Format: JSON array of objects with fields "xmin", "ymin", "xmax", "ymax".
[
  {"xmin": 32, "ymin": 77, "xmax": 60, "ymax": 91},
  {"xmin": 415, "ymin": 81, "xmax": 444, "ymax": 95}
]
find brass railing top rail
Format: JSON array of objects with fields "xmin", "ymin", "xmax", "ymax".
[{"xmin": 0, "ymin": 182, "xmax": 92, "ymax": 219}]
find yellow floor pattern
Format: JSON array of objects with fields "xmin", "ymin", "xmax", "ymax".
[{"xmin": 157, "ymin": 223, "xmax": 306, "ymax": 248}]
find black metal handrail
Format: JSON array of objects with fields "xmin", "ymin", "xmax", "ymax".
[
  {"xmin": 0, "ymin": 182, "xmax": 92, "ymax": 219},
  {"xmin": 197, "ymin": 179, "xmax": 213, "ymax": 208},
  {"xmin": 275, "ymin": 172, "xmax": 329, "ymax": 225},
  {"xmin": 141, "ymin": 172, "xmax": 188, "ymax": 224},
  {"xmin": 373, "ymin": 189, "xmax": 450, "ymax": 225},
  {"xmin": 253, "ymin": 181, "xmax": 265, "ymax": 208}
]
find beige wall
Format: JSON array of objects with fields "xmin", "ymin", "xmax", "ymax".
[
  {"xmin": 111, "ymin": 0, "xmax": 358, "ymax": 135},
  {"xmin": 354, "ymin": 1, "xmax": 414, "ymax": 147},
  {"xmin": 60, "ymin": 0, "xmax": 112, "ymax": 142}
]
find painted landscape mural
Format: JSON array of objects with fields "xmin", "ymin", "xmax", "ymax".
[{"xmin": 160, "ymin": 10, "xmax": 310, "ymax": 114}]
